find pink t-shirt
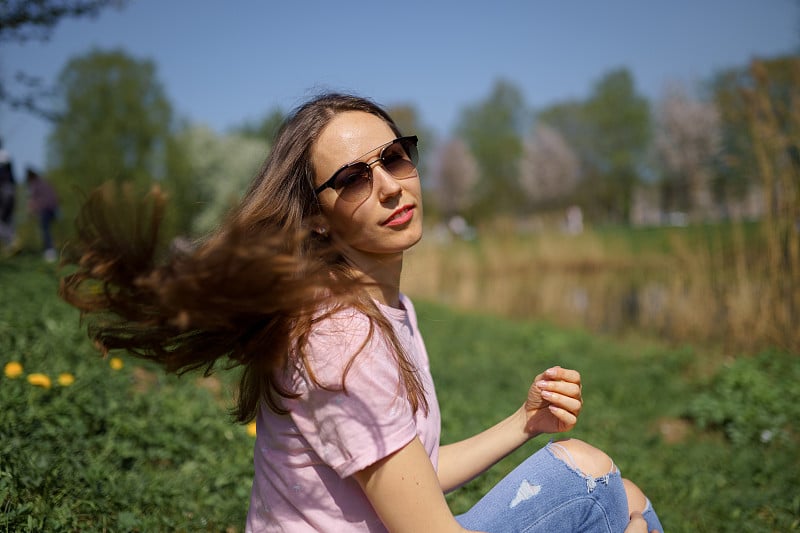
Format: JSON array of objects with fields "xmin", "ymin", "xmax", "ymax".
[{"xmin": 246, "ymin": 294, "xmax": 441, "ymax": 532}]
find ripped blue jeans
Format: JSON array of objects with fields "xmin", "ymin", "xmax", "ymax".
[{"xmin": 455, "ymin": 442, "xmax": 663, "ymax": 533}]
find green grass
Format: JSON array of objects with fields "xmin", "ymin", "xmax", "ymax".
[
  {"xmin": 419, "ymin": 303, "xmax": 799, "ymax": 531},
  {"xmin": 1, "ymin": 255, "xmax": 253, "ymax": 531},
  {"xmin": 2, "ymin": 254, "xmax": 798, "ymax": 532}
]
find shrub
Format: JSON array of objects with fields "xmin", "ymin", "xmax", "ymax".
[{"xmin": 685, "ymin": 349, "xmax": 800, "ymax": 446}]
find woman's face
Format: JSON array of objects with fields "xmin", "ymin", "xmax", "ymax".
[{"xmin": 312, "ymin": 111, "xmax": 423, "ymax": 267}]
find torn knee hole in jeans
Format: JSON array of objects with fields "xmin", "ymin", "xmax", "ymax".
[{"xmin": 548, "ymin": 441, "xmax": 617, "ymax": 494}]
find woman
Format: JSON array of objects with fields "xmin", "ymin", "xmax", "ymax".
[{"xmin": 61, "ymin": 93, "xmax": 662, "ymax": 532}]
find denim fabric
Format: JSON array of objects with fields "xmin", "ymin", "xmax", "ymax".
[
  {"xmin": 455, "ymin": 442, "xmax": 662, "ymax": 533},
  {"xmin": 641, "ymin": 499, "xmax": 664, "ymax": 533}
]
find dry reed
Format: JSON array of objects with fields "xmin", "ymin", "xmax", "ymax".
[{"xmin": 742, "ymin": 59, "xmax": 800, "ymax": 353}]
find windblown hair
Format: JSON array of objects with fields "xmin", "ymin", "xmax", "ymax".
[{"xmin": 59, "ymin": 93, "xmax": 428, "ymax": 423}]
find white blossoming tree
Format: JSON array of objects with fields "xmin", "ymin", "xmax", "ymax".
[
  {"xmin": 518, "ymin": 124, "xmax": 580, "ymax": 210},
  {"xmin": 654, "ymin": 84, "xmax": 721, "ymax": 220}
]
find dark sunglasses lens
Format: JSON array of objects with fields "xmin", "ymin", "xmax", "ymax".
[
  {"xmin": 332, "ymin": 164, "xmax": 371, "ymax": 201},
  {"xmin": 382, "ymin": 139, "xmax": 418, "ymax": 178},
  {"xmin": 400, "ymin": 137, "xmax": 419, "ymax": 165}
]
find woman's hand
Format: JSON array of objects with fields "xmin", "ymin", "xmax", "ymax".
[
  {"xmin": 624, "ymin": 511, "xmax": 657, "ymax": 533},
  {"xmin": 522, "ymin": 366, "xmax": 582, "ymax": 435}
]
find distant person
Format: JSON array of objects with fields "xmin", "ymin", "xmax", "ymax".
[
  {"xmin": 25, "ymin": 167, "xmax": 59, "ymax": 262},
  {"xmin": 60, "ymin": 93, "xmax": 662, "ymax": 533},
  {"xmin": 0, "ymin": 139, "xmax": 16, "ymax": 250},
  {"xmin": 564, "ymin": 205, "xmax": 584, "ymax": 235}
]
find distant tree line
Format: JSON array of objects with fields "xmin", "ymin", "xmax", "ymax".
[{"xmin": 3, "ymin": 45, "xmax": 797, "ymax": 236}]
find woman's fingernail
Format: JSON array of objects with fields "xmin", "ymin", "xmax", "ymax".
[
  {"xmin": 536, "ymin": 380, "xmax": 548, "ymax": 389},
  {"xmin": 541, "ymin": 391, "xmax": 553, "ymax": 399}
]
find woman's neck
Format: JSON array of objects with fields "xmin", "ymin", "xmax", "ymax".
[{"xmin": 343, "ymin": 251, "xmax": 404, "ymax": 308}]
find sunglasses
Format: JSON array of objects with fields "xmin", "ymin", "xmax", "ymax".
[{"xmin": 314, "ymin": 135, "xmax": 419, "ymax": 202}]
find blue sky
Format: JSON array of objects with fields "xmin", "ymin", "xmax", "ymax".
[{"xmin": 1, "ymin": 0, "xmax": 797, "ymax": 174}]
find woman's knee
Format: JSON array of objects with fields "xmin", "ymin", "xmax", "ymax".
[
  {"xmin": 549, "ymin": 438, "xmax": 615, "ymax": 478},
  {"xmin": 622, "ymin": 478, "xmax": 648, "ymax": 514}
]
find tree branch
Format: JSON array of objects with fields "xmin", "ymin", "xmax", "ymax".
[{"xmin": 0, "ymin": 0, "xmax": 128, "ymax": 42}]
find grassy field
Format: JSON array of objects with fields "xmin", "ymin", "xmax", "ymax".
[{"xmin": 2, "ymin": 253, "xmax": 798, "ymax": 532}]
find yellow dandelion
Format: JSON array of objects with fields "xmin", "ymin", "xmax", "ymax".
[
  {"xmin": 109, "ymin": 357, "xmax": 124, "ymax": 370},
  {"xmin": 58, "ymin": 373, "xmax": 76, "ymax": 386},
  {"xmin": 27, "ymin": 373, "xmax": 52, "ymax": 389},
  {"xmin": 89, "ymin": 283, "xmax": 104, "ymax": 295},
  {"xmin": 246, "ymin": 422, "xmax": 257, "ymax": 437},
  {"xmin": 4, "ymin": 361, "xmax": 23, "ymax": 379}
]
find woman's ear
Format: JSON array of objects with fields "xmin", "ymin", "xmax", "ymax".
[{"xmin": 305, "ymin": 214, "xmax": 330, "ymax": 238}]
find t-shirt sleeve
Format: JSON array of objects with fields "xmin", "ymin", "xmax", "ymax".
[{"xmin": 287, "ymin": 311, "xmax": 417, "ymax": 478}]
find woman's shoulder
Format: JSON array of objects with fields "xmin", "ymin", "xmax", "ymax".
[
  {"xmin": 303, "ymin": 294, "xmax": 418, "ymax": 361},
  {"xmin": 398, "ymin": 293, "xmax": 416, "ymax": 316},
  {"xmin": 313, "ymin": 293, "xmax": 415, "ymax": 331},
  {"xmin": 311, "ymin": 302, "xmax": 371, "ymax": 336},
  {"xmin": 305, "ymin": 303, "xmax": 376, "ymax": 360},
  {"xmin": 291, "ymin": 303, "xmax": 384, "ymax": 388}
]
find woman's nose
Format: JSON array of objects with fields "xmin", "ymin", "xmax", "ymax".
[{"xmin": 373, "ymin": 166, "xmax": 402, "ymax": 201}]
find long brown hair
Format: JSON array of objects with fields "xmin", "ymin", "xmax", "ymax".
[{"xmin": 59, "ymin": 93, "xmax": 428, "ymax": 423}]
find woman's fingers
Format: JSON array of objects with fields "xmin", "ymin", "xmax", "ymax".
[
  {"xmin": 545, "ymin": 366, "xmax": 581, "ymax": 386},
  {"xmin": 527, "ymin": 366, "xmax": 583, "ymax": 420},
  {"xmin": 537, "ymin": 368, "xmax": 583, "ymax": 418},
  {"xmin": 536, "ymin": 379, "xmax": 582, "ymax": 401},
  {"xmin": 540, "ymin": 390, "xmax": 582, "ymax": 415},
  {"xmin": 546, "ymin": 404, "xmax": 578, "ymax": 427}
]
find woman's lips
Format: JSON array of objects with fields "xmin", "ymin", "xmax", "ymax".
[{"xmin": 382, "ymin": 205, "xmax": 415, "ymax": 226}]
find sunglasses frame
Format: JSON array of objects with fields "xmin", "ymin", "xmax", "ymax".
[{"xmin": 314, "ymin": 135, "xmax": 419, "ymax": 200}]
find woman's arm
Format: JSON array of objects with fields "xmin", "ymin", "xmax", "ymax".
[
  {"xmin": 437, "ymin": 407, "xmax": 530, "ymax": 492},
  {"xmin": 438, "ymin": 366, "xmax": 583, "ymax": 492},
  {"xmin": 354, "ymin": 368, "xmax": 649, "ymax": 533},
  {"xmin": 353, "ymin": 437, "xmax": 478, "ymax": 533}
]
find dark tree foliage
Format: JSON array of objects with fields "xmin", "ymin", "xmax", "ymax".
[
  {"xmin": 0, "ymin": 0, "xmax": 128, "ymax": 120},
  {"xmin": 0, "ymin": 70, "xmax": 60, "ymax": 121},
  {"xmin": 0, "ymin": 0, "xmax": 127, "ymax": 42}
]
